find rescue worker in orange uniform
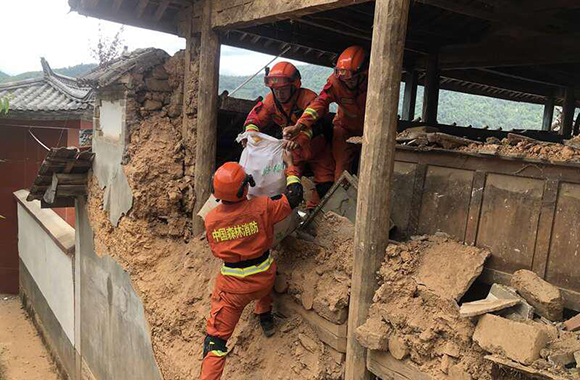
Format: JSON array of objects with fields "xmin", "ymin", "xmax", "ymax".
[
  {"xmin": 200, "ymin": 155, "xmax": 303, "ymax": 380},
  {"xmin": 242, "ymin": 61, "xmax": 335, "ymax": 209},
  {"xmin": 284, "ymin": 46, "xmax": 369, "ymax": 181}
]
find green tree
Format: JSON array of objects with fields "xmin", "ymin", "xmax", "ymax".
[{"xmin": 0, "ymin": 95, "xmax": 10, "ymax": 115}]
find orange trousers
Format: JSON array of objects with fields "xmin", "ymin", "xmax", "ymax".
[
  {"xmin": 332, "ymin": 124, "xmax": 363, "ymax": 181},
  {"xmin": 200, "ymin": 281, "xmax": 274, "ymax": 380},
  {"xmin": 294, "ymin": 135, "xmax": 335, "ymax": 209}
]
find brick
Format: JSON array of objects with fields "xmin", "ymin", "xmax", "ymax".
[
  {"xmin": 488, "ymin": 283, "xmax": 535, "ymax": 320},
  {"xmin": 564, "ymin": 313, "xmax": 580, "ymax": 332},
  {"xmin": 460, "ymin": 298, "xmax": 519, "ymax": 318},
  {"xmin": 473, "ymin": 314, "xmax": 549, "ymax": 365},
  {"xmin": 511, "ymin": 270, "xmax": 564, "ymax": 321}
]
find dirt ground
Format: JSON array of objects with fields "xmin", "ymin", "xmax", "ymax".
[{"xmin": 0, "ymin": 296, "xmax": 58, "ymax": 380}]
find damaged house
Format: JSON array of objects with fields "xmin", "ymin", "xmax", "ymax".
[{"xmin": 9, "ymin": 0, "xmax": 580, "ymax": 380}]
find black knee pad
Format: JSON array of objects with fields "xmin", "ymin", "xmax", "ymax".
[{"xmin": 203, "ymin": 335, "xmax": 228, "ymax": 358}]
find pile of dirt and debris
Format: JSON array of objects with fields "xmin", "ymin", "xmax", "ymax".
[
  {"xmin": 274, "ymin": 212, "xmax": 354, "ymax": 325},
  {"xmin": 356, "ymin": 234, "xmax": 580, "ymax": 380},
  {"xmin": 348, "ymin": 127, "xmax": 580, "ymax": 163},
  {"xmin": 356, "ymin": 235, "xmax": 494, "ymax": 380},
  {"xmin": 87, "ymin": 49, "xmax": 345, "ymax": 380}
]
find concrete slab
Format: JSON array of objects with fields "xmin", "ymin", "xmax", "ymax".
[{"xmin": 488, "ymin": 283, "xmax": 535, "ymax": 320}]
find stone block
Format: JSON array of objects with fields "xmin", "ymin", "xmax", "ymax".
[
  {"xmin": 511, "ymin": 270, "xmax": 564, "ymax": 321},
  {"xmin": 388, "ymin": 335, "xmax": 408, "ymax": 360},
  {"xmin": 473, "ymin": 314, "xmax": 549, "ymax": 365}
]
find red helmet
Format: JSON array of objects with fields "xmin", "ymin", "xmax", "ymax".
[
  {"xmin": 212, "ymin": 162, "xmax": 254, "ymax": 202},
  {"xmin": 264, "ymin": 61, "xmax": 302, "ymax": 89},
  {"xmin": 334, "ymin": 46, "xmax": 369, "ymax": 80}
]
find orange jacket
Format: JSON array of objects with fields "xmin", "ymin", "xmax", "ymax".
[
  {"xmin": 205, "ymin": 168, "xmax": 302, "ymax": 294},
  {"xmin": 297, "ymin": 73, "xmax": 368, "ymax": 133},
  {"xmin": 244, "ymin": 88, "xmax": 316, "ymax": 140}
]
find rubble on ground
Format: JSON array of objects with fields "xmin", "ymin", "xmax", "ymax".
[
  {"xmin": 348, "ymin": 128, "xmax": 580, "ymax": 163},
  {"xmin": 510, "ymin": 269, "xmax": 564, "ymax": 322}
]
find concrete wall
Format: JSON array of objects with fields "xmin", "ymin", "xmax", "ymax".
[
  {"xmin": 92, "ymin": 91, "xmax": 133, "ymax": 227},
  {"xmin": 15, "ymin": 190, "xmax": 76, "ymax": 379},
  {"xmin": 75, "ymin": 198, "xmax": 163, "ymax": 380}
]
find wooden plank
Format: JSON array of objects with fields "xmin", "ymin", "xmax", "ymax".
[
  {"xmin": 40, "ymin": 198, "xmax": 75, "ymax": 209},
  {"xmin": 112, "ymin": 0, "xmax": 124, "ymax": 12},
  {"xmin": 346, "ymin": 0, "xmax": 410, "ymax": 379},
  {"xmin": 402, "ymin": 69, "xmax": 418, "ymax": 121},
  {"xmin": 486, "ymin": 355, "xmax": 561, "ymax": 380},
  {"xmin": 422, "ymin": 51, "xmax": 439, "ymax": 124},
  {"xmin": 136, "ymin": 0, "xmax": 150, "ymax": 19},
  {"xmin": 406, "ymin": 164, "xmax": 427, "ymax": 237},
  {"xmin": 417, "ymin": 166, "xmax": 474, "ymax": 241},
  {"xmin": 210, "ymin": 0, "xmax": 373, "ymax": 30},
  {"xmin": 464, "ymin": 171, "xmax": 486, "ymax": 245},
  {"xmin": 545, "ymin": 182, "xmax": 580, "ymax": 290},
  {"xmin": 531, "ymin": 180, "xmax": 559, "ymax": 278},
  {"xmin": 193, "ymin": 0, "xmax": 221, "ymax": 235},
  {"xmin": 390, "ymin": 162, "xmax": 417, "ymax": 240},
  {"xmin": 367, "ymin": 351, "xmax": 434, "ymax": 380},
  {"xmin": 154, "ymin": 0, "xmax": 170, "ymax": 21},
  {"xmin": 561, "ymin": 87, "xmax": 575, "ymax": 136},
  {"xmin": 476, "ymin": 174, "xmax": 544, "ymax": 273},
  {"xmin": 542, "ymin": 96, "xmax": 555, "ymax": 131},
  {"xmin": 276, "ymin": 296, "xmax": 347, "ymax": 353}
]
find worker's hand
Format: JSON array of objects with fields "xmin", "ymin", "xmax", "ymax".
[
  {"xmin": 282, "ymin": 140, "xmax": 299, "ymax": 150},
  {"xmin": 283, "ymin": 123, "xmax": 303, "ymax": 139},
  {"xmin": 240, "ymin": 138, "xmax": 248, "ymax": 148},
  {"xmin": 282, "ymin": 149, "xmax": 294, "ymax": 167}
]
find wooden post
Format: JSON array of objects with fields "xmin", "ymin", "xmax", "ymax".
[
  {"xmin": 345, "ymin": 0, "xmax": 411, "ymax": 379},
  {"xmin": 182, "ymin": 6, "xmax": 199, "ymax": 141},
  {"xmin": 422, "ymin": 50, "xmax": 440, "ymax": 125},
  {"xmin": 561, "ymin": 87, "xmax": 575, "ymax": 136},
  {"xmin": 402, "ymin": 67, "xmax": 418, "ymax": 121},
  {"xmin": 193, "ymin": 0, "xmax": 221, "ymax": 234},
  {"xmin": 542, "ymin": 95, "xmax": 554, "ymax": 131}
]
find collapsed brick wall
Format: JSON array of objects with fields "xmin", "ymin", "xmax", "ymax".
[{"xmin": 86, "ymin": 49, "xmax": 345, "ymax": 380}]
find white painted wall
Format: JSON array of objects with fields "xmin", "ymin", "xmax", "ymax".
[
  {"xmin": 17, "ymin": 205, "xmax": 75, "ymax": 345},
  {"xmin": 100, "ymin": 100, "xmax": 124, "ymax": 139}
]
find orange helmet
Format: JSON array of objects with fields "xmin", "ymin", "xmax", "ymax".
[
  {"xmin": 212, "ymin": 162, "xmax": 255, "ymax": 202},
  {"xmin": 334, "ymin": 46, "xmax": 369, "ymax": 80},
  {"xmin": 264, "ymin": 61, "xmax": 301, "ymax": 89}
]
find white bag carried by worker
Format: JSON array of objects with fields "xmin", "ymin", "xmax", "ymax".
[{"xmin": 236, "ymin": 131, "xmax": 286, "ymax": 198}]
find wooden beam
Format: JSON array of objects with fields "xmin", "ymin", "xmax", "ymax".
[
  {"xmin": 542, "ymin": 96, "xmax": 555, "ymax": 131},
  {"xmin": 112, "ymin": 0, "xmax": 124, "ymax": 12},
  {"xmin": 43, "ymin": 173, "xmax": 59, "ymax": 205},
  {"xmin": 137, "ymin": 0, "xmax": 150, "ymax": 19},
  {"xmin": 562, "ymin": 87, "xmax": 575, "ymax": 136},
  {"xmin": 419, "ymin": 0, "xmax": 578, "ymax": 34},
  {"xmin": 154, "ymin": 0, "xmax": 170, "ymax": 21},
  {"xmin": 422, "ymin": 51, "xmax": 439, "ymax": 124},
  {"xmin": 193, "ymin": 0, "xmax": 221, "ymax": 234},
  {"xmin": 433, "ymin": 36, "xmax": 580, "ymax": 69},
  {"xmin": 402, "ymin": 68, "xmax": 418, "ymax": 121},
  {"xmin": 345, "ymin": 0, "xmax": 410, "ymax": 379},
  {"xmin": 209, "ymin": 0, "xmax": 373, "ymax": 30},
  {"xmin": 526, "ymin": 0, "xmax": 580, "ymax": 12}
]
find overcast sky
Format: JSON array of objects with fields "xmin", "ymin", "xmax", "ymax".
[{"xmin": 0, "ymin": 0, "xmax": 304, "ymax": 76}]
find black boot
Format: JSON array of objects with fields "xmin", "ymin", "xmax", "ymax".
[{"xmin": 258, "ymin": 311, "xmax": 275, "ymax": 338}]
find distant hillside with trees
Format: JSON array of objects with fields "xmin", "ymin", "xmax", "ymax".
[
  {"xmin": 0, "ymin": 63, "xmax": 98, "ymax": 84},
  {"xmin": 219, "ymin": 64, "xmax": 545, "ymax": 130}
]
